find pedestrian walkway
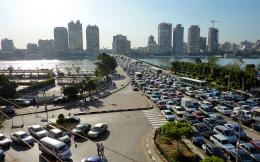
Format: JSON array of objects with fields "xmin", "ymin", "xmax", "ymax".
[{"xmin": 143, "ymin": 109, "xmax": 167, "ymax": 129}]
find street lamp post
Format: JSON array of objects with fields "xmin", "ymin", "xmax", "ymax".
[{"xmin": 236, "ymin": 112, "xmax": 242, "ymax": 162}]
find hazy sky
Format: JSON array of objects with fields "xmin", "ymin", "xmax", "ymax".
[{"xmin": 0, "ymin": 0, "xmax": 260, "ymax": 49}]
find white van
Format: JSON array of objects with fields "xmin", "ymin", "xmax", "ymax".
[{"xmin": 39, "ymin": 137, "xmax": 71, "ymax": 160}]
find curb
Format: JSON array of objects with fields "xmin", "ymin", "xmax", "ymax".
[
  {"xmin": 100, "ymin": 79, "xmax": 130, "ymax": 98},
  {"xmin": 74, "ymin": 106, "xmax": 153, "ymax": 116}
]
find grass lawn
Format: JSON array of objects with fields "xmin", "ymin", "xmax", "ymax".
[{"xmin": 155, "ymin": 130, "xmax": 200, "ymax": 162}]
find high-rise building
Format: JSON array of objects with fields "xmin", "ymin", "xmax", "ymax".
[
  {"xmin": 147, "ymin": 35, "xmax": 159, "ymax": 55},
  {"xmin": 112, "ymin": 34, "xmax": 131, "ymax": 55},
  {"xmin": 68, "ymin": 20, "xmax": 83, "ymax": 51},
  {"xmin": 208, "ymin": 28, "xmax": 219, "ymax": 54},
  {"xmin": 158, "ymin": 23, "xmax": 172, "ymax": 54},
  {"xmin": 54, "ymin": 27, "xmax": 68, "ymax": 52},
  {"xmin": 86, "ymin": 25, "xmax": 100, "ymax": 56},
  {"xmin": 220, "ymin": 42, "xmax": 232, "ymax": 53},
  {"xmin": 173, "ymin": 24, "xmax": 184, "ymax": 54},
  {"xmin": 188, "ymin": 25, "xmax": 200, "ymax": 54},
  {"xmin": 1, "ymin": 38, "xmax": 15, "ymax": 51},
  {"xmin": 26, "ymin": 43, "xmax": 38, "ymax": 53},
  {"xmin": 199, "ymin": 37, "xmax": 207, "ymax": 53},
  {"xmin": 38, "ymin": 39, "xmax": 55, "ymax": 57}
]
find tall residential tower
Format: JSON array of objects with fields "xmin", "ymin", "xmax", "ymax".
[
  {"xmin": 54, "ymin": 27, "xmax": 68, "ymax": 52},
  {"xmin": 208, "ymin": 28, "xmax": 219, "ymax": 54},
  {"xmin": 86, "ymin": 25, "xmax": 100, "ymax": 56},
  {"xmin": 188, "ymin": 25, "xmax": 200, "ymax": 54},
  {"xmin": 172, "ymin": 24, "xmax": 184, "ymax": 54},
  {"xmin": 158, "ymin": 23, "xmax": 172, "ymax": 55},
  {"xmin": 112, "ymin": 34, "xmax": 131, "ymax": 55},
  {"xmin": 68, "ymin": 20, "xmax": 83, "ymax": 51}
]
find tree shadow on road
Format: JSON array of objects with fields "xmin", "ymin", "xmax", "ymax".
[
  {"xmin": 39, "ymin": 153, "xmax": 74, "ymax": 162},
  {"xmin": 111, "ymin": 74, "xmax": 126, "ymax": 81}
]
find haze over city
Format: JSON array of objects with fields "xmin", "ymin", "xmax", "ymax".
[{"xmin": 1, "ymin": 0, "xmax": 260, "ymax": 49}]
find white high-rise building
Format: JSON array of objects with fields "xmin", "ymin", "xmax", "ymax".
[
  {"xmin": 1, "ymin": 38, "xmax": 15, "ymax": 51},
  {"xmin": 68, "ymin": 20, "xmax": 83, "ymax": 51},
  {"xmin": 54, "ymin": 27, "xmax": 68, "ymax": 52},
  {"xmin": 173, "ymin": 24, "xmax": 184, "ymax": 54},
  {"xmin": 147, "ymin": 35, "xmax": 158, "ymax": 55},
  {"xmin": 112, "ymin": 34, "xmax": 131, "ymax": 55},
  {"xmin": 86, "ymin": 25, "xmax": 100, "ymax": 56},
  {"xmin": 208, "ymin": 28, "xmax": 219, "ymax": 54},
  {"xmin": 158, "ymin": 23, "xmax": 172, "ymax": 55},
  {"xmin": 188, "ymin": 25, "xmax": 200, "ymax": 54}
]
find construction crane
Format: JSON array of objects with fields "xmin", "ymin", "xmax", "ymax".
[{"xmin": 210, "ymin": 20, "xmax": 220, "ymax": 28}]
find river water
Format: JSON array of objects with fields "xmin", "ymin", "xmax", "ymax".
[{"xmin": 0, "ymin": 58, "xmax": 259, "ymax": 71}]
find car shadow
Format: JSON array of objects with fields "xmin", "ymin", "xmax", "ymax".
[
  {"xmin": 91, "ymin": 130, "xmax": 111, "ymax": 142},
  {"xmin": 39, "ymin": 153, "xmax": 73, "ymax": 162},
  {"xmin": 74, "ymin": 136, "xmax": 88, "ymax": 143},
  {"xmin": 10, "ymin": 142, "xmax": 32, "ymax": 151}
]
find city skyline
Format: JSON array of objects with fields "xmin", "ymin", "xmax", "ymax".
[{"xmin": 0, "ymin": 0, "xmax": 260, "ymax": 49}]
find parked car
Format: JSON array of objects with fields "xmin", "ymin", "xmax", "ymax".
[
  {"xmin": 193, "ymin": 123, "xmax": 213, "ymax": 138},
  {"xmin": 156, "ymin": 101, "xmax": 167, "ymax": 110},
  {"xmin": 166, "ymin": 101, "xmax": 174, "ymax": 110},
  {"xmin": 2, "ymin": 106, "xmax": 15, "ymax": 115},
  {"xmin": 228, "ymin": 148, "xmax": 253, "ymax": 162},
  {"xmin": 184, "ymin": 114, "xmax": 199, "ymax": 125},
  {"xmin": 0, "ymin": 133, "xmax": 11, "ymax": 148},
  {"xmin": 10, "ymin": 131, "xmax": 34, "ymax": 146},
  {"xmin": 81, "ymin": 156, "xmax": 106, "ymax": 162},
  {"xmin": 202, "ymin": 143, "xmax": 227, "ymax": 160},
  {"xmin": 231, "ymin": 114, "xmax": 252, "ymax": 126},
  {"xmin": 14, "ymin": 99, "xmax": 30, "ymax": 106},
  {"xmin": 224, "ymin": 123, "xmax": 247, "ymax": 140},
  {"xmin": 0, "ymin": 148, "xmax": 4, "ymax": 160},
  {"xmin": 161, "ymin": 110, "xmax": 176, "ymax": 121},
  {"xmin": 240, "ymin": 143, "xmax": 260, "ymax": 162},
  {"xmin": 192, "ymin": 110, "xmax": 205, "ymax": 121},
  {"xmin": 28, "ymin": 125, "xmax": 48, "ymax": 139},
  {"xmin": 72, "ymin": 123, "xmax": 91, "ymax": 137},
  {"xmin": 203, "ymin": 118, "xmax": 219, "ymax": 130},
  {"xmin": 251, "ymin": 123, "xmax": 260, "ymax": 132},
  {"xmin": 88, "ymin": 123, "xmax": 108, "ymax": 138},
  {"xmin": 209, "ymin": 134, "xmax": 235, "ymax": 152},
  {"xmin": 191, "ymin": 127, "xmax": 205, "ymax": 146},
  {"xmin": 48, "ymin": 128, "xmax": 71, "ymax": 145},
  {"xmin": 209, "ymin": 114, "xmax": 227, "ymax": 125},
  {"xmin": 65, "ymin": 115, "xmax": 80, "ymax": 123},
  {"xmin": 251, "ymin": 140, "xmax": 260, "ymax": 150},
  {"xmin": 150, "ymin": 95, "xmax": 160, "ymax": 103},
  {"xmin": 199, "ymin": 104, "xmax": 214, "ymax": 117},
  {"xmin": 54, "ymin": 96, "xmax": 69, "ymax": 104},
  {"xmin": 215, "ymin": 106, "xmax": 232, "ymax": 115},
  {"xmin": 213, "ymin": 125, "xmax": 237, "ymax": 144}
]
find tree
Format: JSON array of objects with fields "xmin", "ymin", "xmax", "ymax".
[
  {"xmin": 56, "ymin": 113, "xmax": 65, "ymax": 124},
  {"xmin": 200, "ymin": 156, "xmax": 224, "ymax": 162},
  {"xmin": 194, "ymin": 58, "xmax": 202, "ymax": 64},
  {"xmin": 95, "ymin": 53, "xmax": 118, "ymax": 77},
  {"xmin": 161, "ymin": 122, "xmax": 193, "ymax": 154},
  {"xmin": 0, "ymin": 75, "xmax": 17, "ymax": 99},
  {"xmin": 62, "ymin": 84, "xmax": 79, "ymax": 99},
  {"xmin": 207, "ymin": 56, "xmax": 219, "ymax": 66}
]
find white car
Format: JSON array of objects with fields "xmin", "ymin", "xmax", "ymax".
[
  {"xmin": 88, "ymin": 123, "xmax": 108, "ymax": 138},
  {"xmin": 161, "ymin": 110, "xmax": 176, "ymax": 121},
  {"xmin": 215, "ymin": 106, "xmax": 231, "ymax": 115},
  {"xmin": 210, "ymin": 134, "xmax": 235, "ymax": 152},
  {"xmin": 10, "ymin": 131, "xmax": 34, "ymax": 146},
  {"xmin": 28, "ymin": 125, "xmax": 48, "ymax": 138},
  {"xmin": 173, "ymin": 106, "xmax": 186, "ymax": 116},
  {"xmin": 145, "ymin": 91, "xmax": 153, "ymax": 98},
  {"xmin": 0, "ymin": 133, "xmax": 11, "ymax": 147},
  {"xmin": 150, "ymin": 95, "xmax": 160, "ymax": 103},
  {"xmin": 161, "ymin": 95, "xmax": 171, "ymax": 102},
  {"xmin": 166, "ymin": 101, "xmax": 174, "ymax": 110}
]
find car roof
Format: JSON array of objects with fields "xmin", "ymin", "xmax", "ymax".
[
  {"xmin": 30, "ymin": 125, "xmax": 41, "ymax": 129},
  {"xmin": 241, "ymin": 143, "xmax": 255, "ymax": 148},
  {"xmin": 162, "ymin": 110, "xmax": 171, "ymax": 113},
  {"xmin": 15, "ymin": 131, "xmax": 27, "ymax": 135},
  {"xmin": 94, "ymin": 123, "xmax": 107, "ymax": 127},
  {"xmin": 215, "ymin": 125, "xmax": 229, "ymax": 131},
  {"xmin": 50, "ymin": 128, "xmax": 62, "ymax": 134},
  {"xmin": 213, "ymin": 134, "xmax": 229, "ymax": 140}
]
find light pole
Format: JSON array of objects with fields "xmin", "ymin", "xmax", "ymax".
[
  {"xmin": 43, "ymin": 91, "xmax": 48, "ymax": 123},
  {"xmin": 236, "ymin": 111, "xmax": 242, "ymax": 162}
]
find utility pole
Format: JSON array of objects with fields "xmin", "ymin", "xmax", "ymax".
[{"xmin": 236, "ymin": 111, "xmax": 242, "ymax": 162}]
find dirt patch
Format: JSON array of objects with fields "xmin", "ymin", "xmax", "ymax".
[{"xmin": 155, "ymin": 130, "xmax": 200, "ymax": 162}]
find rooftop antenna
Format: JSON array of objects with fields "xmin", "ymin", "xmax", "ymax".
[{"xmin": 210, "ymin": 20, "xmax": 220, "ymax": 28}]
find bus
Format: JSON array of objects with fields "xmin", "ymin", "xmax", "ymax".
[{"xmin": 179, "ymin": 77, "xmax": 206, "ymax": 88}]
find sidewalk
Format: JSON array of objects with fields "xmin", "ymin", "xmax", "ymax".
[{"xmin": 13, "ymin": 66, "xmax": 152, "ymax": 116}]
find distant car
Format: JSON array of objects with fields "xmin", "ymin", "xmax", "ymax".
[
  {"xmin": 251, "ymin": 140, "xmax": 260, "ymax": 150},
  {"xmin": 0, "ymin": 133, "xmax": 11, "ymax": 148},
  {"xmin": 251, "ymin": 123, "xmax": 260, "ymax": 132},
  {"xmin": 192, "ymin": 110, "xmax": 205, "ymax": 121},
  {"xmin": 210, "ymin": 134, "xmax": 235, "ymax": 152},
  {"xmin": 150, "ymin": 95, "xmax": 160, "ymax": 103},
  {"xmin": 161, "ymin": 95, "xmax": 171, "ymax": 102},
  {"xmin": 54, "ymin": 96, "xmax": 69, "ymax": 104},
  {"xmin": 193, "ymin": 123, "xmax": 213, "ymax": 138},
  {"xmin": 0, "ymin": 148, "xmax": 4, "ymax": 160},
  {"xmin": 240, "ymin": 143, "xmax": 260, "ymax": 162},
  {"xmin": 166, "ymin": 101, "xmax": 174, "ymax": 110},
  {"xmin": 215, "ymin": 106, "xmax": 231, "ymax": 115},
  {"xmin": 88, "ymin": 123, "xmax": 108, "ymax": 138},
  {"xmin": 203, "ymin": 118, "xmax": 219, "ymax": 130},
  {"xmin": 81, "ymin": 156, "xmax": 106, "ymax": 162},
  {"xmin": 228, "ymin": 148, "xmax": 253, "ymax": 162},
  {"xmin": 184, "ymin": 114, "xmax": 199, "ymax": 125},
  {"xmin": 224, "ymin": 123, "xmax": 247, "ymax": 140},
  {"xmin": 199, "ymin": 104, "xmax": 214, "ymax": 117},
  {"xmin": 10, "ymin": 131, "xmax": 34, "ymax": 146},
  {"xmin": 72, "ymin": 123, "xmax": 91, "ymax": 137},
  {"xmin": 209, "ymin": 114, "xmax": 227, "ymax": 125},
  {"xmin": 231, "ymin": 114, "xmax": 252, "ymax": 126},
  {"xmin": 202, "ymin": 143, "xmax": 227, "ymax": 160},
  {"xmin": 28, "ymin": 125, "xmax": 48, "ymax": 139},
  {"xmin": 14, "ymin": 99, "xmax": 30, "ymax": 106},
  {"xmin": 161, "ymin": 110, "xmax": 175, "ymax": 121},
  {"xmin": 213, "ymin": 125, "xmax": 237, "ymax": 144},
  {"xmin": 48, "ymin": 128, "xmax": 71, "ymax": 145},
  {"xmin": 173, "ymin": 106, "xmax": 186, "ymax": 116},
  {"xmin": 65, "ymin": 115, "xmax": 80, "ymax": 123},
  {"xmin": 132, "ymin": 85, "xmax": 139, "ymax": 91},
  {"xmin": 145, "ymin": 91, "xmax": 153, "ymax": 98},
  {"xmin": 191, "ymin": 127, "xmax": 205, "ymax": 146},
  {"xmin": 156, "ymin": 101, "xmax": 167, "ymax": 110}
]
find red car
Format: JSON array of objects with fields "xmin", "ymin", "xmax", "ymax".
[
  {"xmin": 176, "ymin": 92, "xmax": 184, "ymax": 98},
  {"xmin": 251, "ymin": 140, "xmax": 260, "ymax": 149},
  {"xmin": 169, "ymin": 93, "xmax": 177, "ymax": 99},
  {"xmin": 192, "ymin": 110, "xmax": 205, "ymax": 121},
  {"xmin": 156, "ymin": 101, "xmax": 167, "ymax": 110}
]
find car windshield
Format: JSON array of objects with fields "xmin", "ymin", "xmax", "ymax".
[
  {"xmin": 177, "ymin": 108, "xmax": 185, "ymax": 111},
  {"xmin": 224, "ymin": 130, "xmax": 234, "ymax": 136},
  {"xmin": 212, "ymin": 147, "xmax": 223, "ymax": 154},
  {"xmin": 57, "ymin": 145, "xmax": 69, "ymax": 153},
  {"xmin": 34, "ymin": 127, "xmax": 44, "ymax": 132},
  {"xmin": 205, "ymin": 108, "xmax": 212, "ymax": 112},
  {"xmin": 55, "ymin": 132, "xmax": 64, "ymax": 138},
  {"xmin": 188, "ymin": 116, "xmax": 197, "ymax": 120},
  {"xmin": 234, "ymin": 126, "xmax": 242, "ymax": 132},
  {"xmin": 208, "ymin": 119, "xmax": 218, "ymax": 125},
  {"xmin": 249, "ymin": 147, "xmax": 260, "ymax": 154},
  {"xmin": 222, "ymin": 140, "xmax": 230, "ymax": 145},
  {"xmin": 215, "ymin": 116, "xmax": 224, "ymax": 120},
  {"xmin": 167, "ymin": 102, "xmax": 174, "ymax": 105},
  {"xmin": 91, "ymin": 127, "xmax": 101, "ymax": 132},
  {"xmin": 20, "ymin": 133, "xmax": 29, "ymax": 139},
  {"xmin": 165, "ymin": 111, "xmax": 173, "ymax": 115}
]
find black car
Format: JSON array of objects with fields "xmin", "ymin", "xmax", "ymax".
[
  {"xmin": 202, "ymin": 144, "xmax": 227, "ymax": 161},
  {"xmin": 228, "ymin": 148, "xmax": 253, "ymax": 162},
  {"xmin": 65, "ymin": 115, "xmax": 80, "ymax": 123},
  {"xmin": 231, "ymin": 115, "xmax": 252, "ymax": 126},
  {"xmin": 251, "ymin": 123, "xmax": 260, "ymax": 132},
  {"xmin": 72, "ymin": 123, "xmax": 91, "ymax": 137},
  {"xmin": 54, "ymin": 96, "xmax": 69, "ymax": 104},
  {"xmin": 203, "ymin": 118, "xmax": 219, "ymax": 130},
  {"xmin": 184, "ymin": 114, "xmax": 199, "ymax": 125},
  {"xmin": 193, "ymin": 123, "xmax": 213, "ymax": 138},
  {"xmin": 2, "ymin": 106, "xmax": 15, "ymax": 115}
]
